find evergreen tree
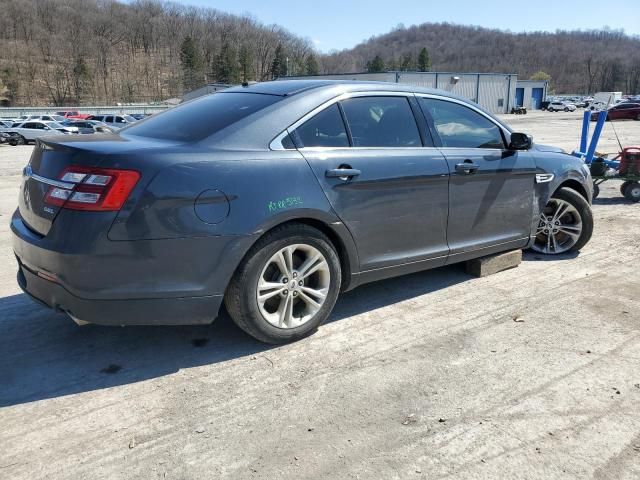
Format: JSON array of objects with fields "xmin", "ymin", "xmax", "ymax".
[
  {"xmin": 72, "ymin": 57, "xmax": 90, "ymax": 104},
  {"xmin": 418, "ymin": 47, "xmax": 431, "ymax": 72},
  {"xmin": 180, "ymin": 36, "xmax": 204, "ymax": 91},
  {"xmin": 271, "ymin": 44, "xmax": 287, "ymax": 79},
  {"xmin": 238, "ymin": 44, "xmax": 253, "ymax": 82},
  {"xmin": 305, "ymin": 53, "xmax": 319, "ymax": 75},
  {"xmin": 215, "ymin": 42, "xmax": 238, "ymax": 84},
  {"xmin": 367, "ymin": 55, "xmax": 385, "ymax": 73}
]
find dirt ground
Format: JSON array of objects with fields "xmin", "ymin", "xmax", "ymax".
[{"xmin": 1, "ymin": 111, "xmax": 639, "ymax": 479}]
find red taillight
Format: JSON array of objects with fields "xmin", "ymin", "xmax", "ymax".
[{"xmin": 44, "ymin": 167, "xmax": 140, "ymax": 211}]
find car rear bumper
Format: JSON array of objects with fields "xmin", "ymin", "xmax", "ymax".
[
  {"xmin": 11, "ymin": 209, "xmax": 253, "ymax": 325},
  {"xmin": 16, "ymin": 260, "xmax": 223, "ymax": 325}
]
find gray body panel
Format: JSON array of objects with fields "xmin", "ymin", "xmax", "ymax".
[
  {"xmin": 11, "ymin": 80, "xmax": 592, "ymax": 326},
  {"xmin": 302, "ymin": 147, "xmax": 450, "ymax": 271}
]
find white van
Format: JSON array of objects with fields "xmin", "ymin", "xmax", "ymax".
[{"xmin": 589, "ymin": 92, "xmax": 623, "ymax": 110}]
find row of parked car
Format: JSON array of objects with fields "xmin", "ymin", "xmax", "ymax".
[
  {"xmin": 541, "ymin": 100, "xmax": 640, "ymax": 121},
  {"xmin": 0, "ymin": 111, "xmax": 150, "ymax": 145}
]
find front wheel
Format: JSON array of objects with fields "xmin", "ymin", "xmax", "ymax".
[
  {"xmin": 620, "ymin": 181, "xmax": 632, "ymax": 196},
  {"xmin": 564, "ymin": 107, "xmax": 570, "ymax": 112},
  {"xmin": 225, "ymin": 223, "xmax": 341, "ymax": 344},
  {"xmin": 531, "ymin": 187, "xmax": 593, "ymax": 254}
]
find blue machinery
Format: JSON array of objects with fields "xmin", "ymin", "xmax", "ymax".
[{"xmin": 573, "ymin": 110, "xmax": 620, "ymax": 169}]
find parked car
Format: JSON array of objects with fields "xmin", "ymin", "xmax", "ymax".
[
  {"xmin": 56, "ymin": 110, "xmax": 91, "ymax": 120},
  {"xmin": 1, "ymin": 131, "xmax": 26, "ymax": 146},
  {"xmin": 12, "ymin": 80, "xmax": 594, "ymax": 343},
  {"xmin": 129, "ymin": 113, "xmax": 151, "ymax": 120},
  {"xmin": 4, "ymin": 120, "xmax": 72, "ymax": 143},
  {"xmin": 547, "ymin": 101, "xmax": 577, "ymax": 112},
  {"xmin": 61, "ymin": 119, "xmax": 115, "ymax": 134},
  {"xmin": 591, "ymin": 102, "xmax": 640, "ymax": 121},
  {"xmin": 23, "ymin": 114, "xmax": 67, "ymax": 123},
  {"xmin": 87, "ymin": 114, "xmax": 137, "ymax": 129}
]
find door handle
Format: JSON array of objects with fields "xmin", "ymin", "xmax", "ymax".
[
  {"xmin": 455, "ymin": 161, "xmax": 479, "ymax": 175},
  {"xmin": 325, "ymin": 168, "xmax": 361, "ymax": 179}
]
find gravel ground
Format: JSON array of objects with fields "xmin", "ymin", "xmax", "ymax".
[{"xmin": 1, "ymin": 111, "xmax": 639, "ymax": 479}]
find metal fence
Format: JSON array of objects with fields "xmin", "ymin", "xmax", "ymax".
[{"xmin": 0, "ymin": 105, "xmax": 170, "ymax": 118}]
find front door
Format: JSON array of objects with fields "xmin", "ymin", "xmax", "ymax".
[
  {"xmin": 419, "ymin": 97, "xmax": 535, "ymax": 258},
  {"xmin": 291, "ymin": 96, "xmax": 450, "ymax": 271}
]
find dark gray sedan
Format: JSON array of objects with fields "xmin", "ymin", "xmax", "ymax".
[{"xmin": 12, "ymin": 80, "xmax": 593, "ymax": 343}]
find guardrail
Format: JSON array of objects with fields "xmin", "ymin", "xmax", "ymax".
[{"xmin": 0, "ymin": 105, "xmax": 170, "ymax": 117}]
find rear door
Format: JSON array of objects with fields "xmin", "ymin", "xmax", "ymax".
[
  {"xmin": 20, "ymin": 122, "xmax": 40, "ymax": 140},
  {"xmin": 292, "ymin": 94, "xmax": 450, "ymax": 271},
  {"xmin": 418, "ymin": 96, "xmax": 535, "ymax": 258}
]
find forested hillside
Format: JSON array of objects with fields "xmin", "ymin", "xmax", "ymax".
[
  {"xmin": 0, "ymin": 0, "xmax": 318, "ymax": 106},
  {"xmin": 321, "ymin": 23, "xmax": 640, "ymax": 94},
  {"xmin": 0, "ymin": 0, "xmax": 639, "ymax": 106}
]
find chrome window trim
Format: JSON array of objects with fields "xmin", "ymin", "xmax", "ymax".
[
  {"xmin": 269, "ymin": 130, "xmax": 290, "ymax": 151},
  {"xmin": 295, "ymin": 146, "xmax": 442, "ymax": 152}
]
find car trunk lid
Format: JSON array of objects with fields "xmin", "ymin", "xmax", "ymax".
[{"xmin": 17, "ymin": 134, "xmax": 164, "ymax": 236}]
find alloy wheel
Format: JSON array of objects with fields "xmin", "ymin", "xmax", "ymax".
[
  {"xmin": 256, "ymin": 244, "xmax": 331, "ymax": 329},
  {"xmin": 532, "ymin": 198, "xmax": 583, "ymax": 254}
]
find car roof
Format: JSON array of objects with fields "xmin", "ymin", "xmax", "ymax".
[{"xmin": 226, "ymin": 79, "xmax": 473, "ymax": 102}]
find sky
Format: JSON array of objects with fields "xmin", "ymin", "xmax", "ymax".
[{"xmin": 166, "ymin": 0, "xmax": 640, "ymax": 52}]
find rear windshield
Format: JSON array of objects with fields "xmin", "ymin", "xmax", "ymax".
[{"xmin": 123, "ymin": 92, "xmax": 281, "ymax": 142}]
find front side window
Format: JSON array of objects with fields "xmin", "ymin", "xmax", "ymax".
[
  {"xmin": 420, "ymin": 98, "xmax": 505, "ymax": 149},
  {"xmin": 340, "ymin": 96, "xmax": 421, "ymax": 147},
  {"xmin": 292, "ymin": 104, "xmax": 349, "ymax": 148}
]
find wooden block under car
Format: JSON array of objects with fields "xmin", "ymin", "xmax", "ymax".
[{"xmin": 465, "ymin": 249, "xmax": 522, "ymax": 278}]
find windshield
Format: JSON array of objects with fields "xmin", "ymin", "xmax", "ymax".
[
  {"xmin": 45, "ymin": 121, "xmax": 64, "ymax": 129},
  {"xmin": 123, "ymin": 92, "xmax": 282, "ymax": 142}
]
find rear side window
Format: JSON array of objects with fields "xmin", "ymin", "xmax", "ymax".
[
  {"xmin": 340, "ymin": 96, "xmax": 421, "ymax": 147},
  {"xmin": 124, "ymin": 92, "xmax": 281, "ymax": 142},
  {"xmin": 292, "ymin": 104, "xmax": 349, "ymax": 148},
  {"xmin": 420, "ymin": 98, "xmax": 505, "ymax": 149}
]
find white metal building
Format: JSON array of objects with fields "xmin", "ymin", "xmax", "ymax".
[
  {"xmin": 283, "ymin": 71, "xmax": 518, "ymax": 114},
  {"xmin": 514, "ymin": 80, "xmax": 548, "ymax": 110}
]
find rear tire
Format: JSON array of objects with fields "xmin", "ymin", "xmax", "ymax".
[
  {"xmin": 225, "ymin": 223, "xmax": 341, "ymax": 344},
  {"xmin": 623, "ymin": 182, "xmax": 640, "ymax": 203}
]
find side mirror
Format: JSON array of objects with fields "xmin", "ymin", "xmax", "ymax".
[
  {"xmin": 509, "ymin": 132, "xmax": 532, "ymax": 150},
  {"xmin": 44, "ymin": 126, "xmax": 51, "ymax": 130}
]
